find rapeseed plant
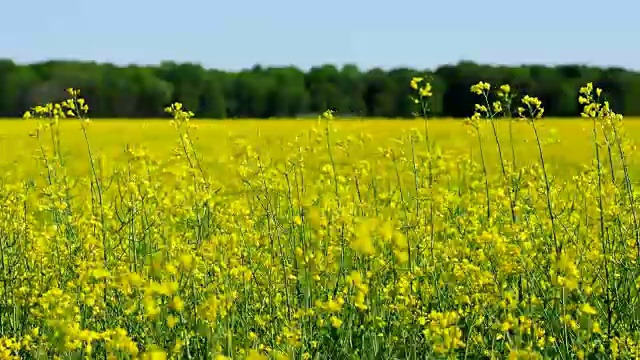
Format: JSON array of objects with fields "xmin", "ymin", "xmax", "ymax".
[{"xmin": 0, "ymin": 78, "xmax": 637, "ymax": 360}]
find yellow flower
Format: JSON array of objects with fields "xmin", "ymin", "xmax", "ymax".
[
  {"xmin": 470, "ymin": 81, "xmax": 491, "ymax": 95},
  {"xmin": 351, "ymin": 221, "xmax": 375, "ymax": 256},
  {"xmin": 179, "ymin": 253, "xmax": 193, "ymax": 269},
  {"xmin": 580, "ymin": 303, "xmax": 597, "ymax": 316},
  {"xmin": 522, "ymin": 95, "xmax": 542, "ymax": 108},
  {"xmin": 410, "ymin": 77, "xmax": 423, "ymax": 90},
  {"xmin": 579, "ymin": 82, "xmax": 593, "ymax": 95},
  {"xmin": 330, "ymin": 316, "xmax": 343, "ymax": 328},
  {"xmin": 142, "ymin": 350, "xmax": 167, "ymax": 360},
  {"xmin": 419, "ymin": 83, "xmax": 432, "ymax": 97},
  {"xmin": 492, "ymin": 101, "xmax": 502, "ymax": 113},
  {"xmin": 326, "ymin": 298, "xmax": 343, "ymax": 312},
  {"xmin": 320, "ymin": 109, "xmax": 334, "ymax": 121},
  {"xmin": 170, "ymin": 296, "xmax": 185, "ymax": 312},
  {"xmin": 166, "ymin": 315, "xmax": 179, "ymax": 328}
]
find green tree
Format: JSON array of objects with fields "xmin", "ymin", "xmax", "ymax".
[
  {"xmin": 200, "ymin": 71, "xmax": 227, "ymax": 119},
  {"xmin": 1, "ymin": 59, "xmax": 639, "ymax": 118}
]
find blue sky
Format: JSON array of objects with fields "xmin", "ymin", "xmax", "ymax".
[{"xmin": 3, "ymin": 0, "xmax": 639, "ymax": 71}]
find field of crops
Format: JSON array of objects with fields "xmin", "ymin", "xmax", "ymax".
[
  {"xmin": 3, "ymin": 117, "xmax": 640, "ymax": 179},
  {"xmin": 0, "ymin": 83, "xmax": 639, "ymax": 359}
]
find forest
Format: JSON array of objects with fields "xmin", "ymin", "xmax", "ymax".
[{"xmin": 1, "ymin": 58, "xmax": 639, "ymax": 118}]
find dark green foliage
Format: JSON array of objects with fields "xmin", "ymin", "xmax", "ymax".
[{"xmin": 1, "ymin": 58, "xmax": 639, "ymax": 118}]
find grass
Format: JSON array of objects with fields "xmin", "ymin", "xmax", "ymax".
[{"xmin": 0, "ymin": 83, "xmax": 639, "ymax": 359}]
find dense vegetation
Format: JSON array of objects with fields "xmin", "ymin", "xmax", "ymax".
[
  {"xmin": 0, "ymin": 76, "xmax": 639, "ymax": 358},
  {"xmin": 2, "ymin": 59, "xmax": 640, "ymax": 118}
]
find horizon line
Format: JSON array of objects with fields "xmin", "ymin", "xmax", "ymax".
[{"xmin": 3, "ymin": 57, "xmax": 639, "ymax": 73}]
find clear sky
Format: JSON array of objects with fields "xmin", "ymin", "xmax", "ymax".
[{"xmin": 2, "ymin": 0, "xmax": 639, "ymax": 71}]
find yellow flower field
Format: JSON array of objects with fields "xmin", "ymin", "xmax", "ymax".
[
  {"xmin": 0, "ymin": 83, "xmax": 639, "ymax": 359},
  {"xmin": 2, "ymin": 117, "xmax": 640, "ymax": 179}
]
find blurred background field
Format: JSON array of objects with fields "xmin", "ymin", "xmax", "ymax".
[{"xmin": 1, "ymin": 117, "xmax": 639, "ymax": 180}]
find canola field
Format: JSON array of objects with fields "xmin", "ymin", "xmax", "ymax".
[{"xmin": 0, "ymin": 84, "xmax": 639, "ymax": 359}]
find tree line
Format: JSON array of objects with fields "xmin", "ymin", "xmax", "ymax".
[{"xmin": 1, "ymin": 58, "xmax": 639, "ymax": 119}]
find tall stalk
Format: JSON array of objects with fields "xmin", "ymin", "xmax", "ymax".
[{"xmin": 522, "ymin": 96, "xmax": 560, "ymax": 255}]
